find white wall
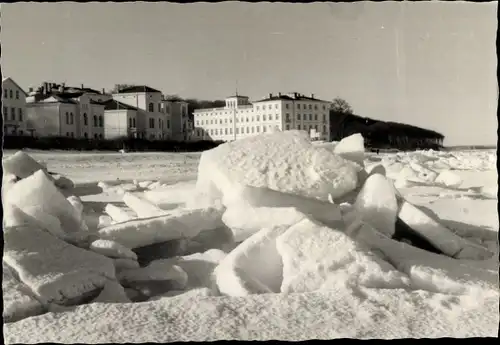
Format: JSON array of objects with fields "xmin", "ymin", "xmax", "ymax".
[
  {"xmin": 26, "ymin": 103, "xmax": 61, "ymax": 137},
  {"xmin": 2, "ymin": 78, "xmax": 27, "ymax": 135}
]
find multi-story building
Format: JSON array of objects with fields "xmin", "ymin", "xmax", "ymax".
[
  {"xmin": 111, "ymin": 85, "xmax": 171, "ymax": 140},
  {"xmin": 25, "ymin": 82, "xmax": 108, "ymax": 139},
  {"xmin": 192, "ymin": 92, "xmax": 331, "ymax": 142},
  {"xmin": 2, "ymin": 77, "xmax": 28, "ymax": 135},
  {"xmin": 164, "ymin": 99, "xmax": 190, "ymax": 141}
]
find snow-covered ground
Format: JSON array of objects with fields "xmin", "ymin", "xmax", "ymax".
[{"xmin": 2, "ymin": 134, "xmax": 498, "ymax": 342}]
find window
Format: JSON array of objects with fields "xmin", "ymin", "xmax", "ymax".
[
  {"xmin": 9, "ymin": 90, "xmax": 13, "ymax": 98},
  {"xmin": 159, "ymin": 118, "xmax": 162, "ymax": 129},
  {"xmin": 275, "ymin": 114, "xmax": 280, "ymax": 120},
  {"xmin": 309, "ymin": 105, "xmax": 312, "ymax": 110},
  {"xmin": 225, "ymin": 128, "xmax": 228, "ymax": 135},
  {"xmin": 18, "ymin": 108, "xmax": 23, "ymax": 122},
  {"xmin": 297, "ymin": 104, "xmax": 301, "ymax": 109},
  {"xmin": 246, "ymin": 127, "xmax": 249, "ymax": 134},
  {"xmin": 323, "ymin": 105, "xmax": 326, "ymax": 110},
  {"xmin": 297, "ymin": 114, "xmax": 301, "ymax": 120},
  {"xmin": 246, "ymin": 117, "xmax": 249, "ymax": 122},
  {"xmin": 129, "ymin": 118, "xmax": 133, "ymax": 128},
  {"xmin": 3, "ymin": 89, "xmax": 7, "ymax": 98},
  {"xmin": 297, "ymin": 125, "xmax": 301, "ymax": 130},
  {"xmin": 323, "ymin": 114, "xmax": 326, "ymax": 122},
  {"xmin": 93, "ymin": 115, "xmax": 98, "ymax": 127},
  {"xmin": 314, "ymin": 105, "xmax": 318, "ymax": 110},
  {"xmin": 286, "ymin": 113, "xmax": 290, "ymax": 122},
  {"xmin": 149, "ymin": 118, "xmax": 154, "ymax": 129},
  {"xmin": 315, "ymin": 125, "xmax": 318, "ymax": 131},
  {"xmin": 309, "ymin": 114, "xmax": 313, "ymax": 121},
  {"xmin": 286, "ymin": 125, "xmax": 290, "ymax": 130},
  {"xmin": 323, "ymin": 125, "xmax": 326, "ymax": 133},
  {"xmin": 285, "ymin": 104, "xmax": 289, "ymax": 109},
  {"xmin": 158, "ymin": 103, "xmax": 161, "ymax": 112},
  {"xmin": 99, "ymin": 115, "xmax": 103, "ymax": 127},
  {"xmin": 167, "ymin": 120, "xmax": 170, "ymax": 128},
  {"xmin": 256, "ymin": 106, "xmax": 259, "ymax": 110},
  {"xmin": 133, "ymin": 118, "xmax": 136, "ymax": 127},
  {"xmin": 84, "ymin": 132, "xmax": 88, "ymax": 139},
  {"xmin": 275, "ymin": 104, "xmax": 278, "ymax": 109},
  {"xmin": 11, "ymin": 108, "xmax": 15, "ymax": 121},
  {"xmin": 314, "ymin": 114, "xmax": 318, "ymax": 121},
  {"xmin": 263, "ymin": 126, "xmax": 267, "ymax": 132},
  {"xmin": 16, "ymin": 90, "xmax": 19, "ymax": 99},
  {"xmin": 3, "ymin": 106, "xmax": 7, "ymax": 116},
  {"xmin": 251, "ymin": 127, "xmax": 254, "ymax": 133},
  {"xmin": 256, "ymin": 115, "xmax": 260, "ymax": 121},
  {"xmin": 230, "ymin": 128, "xmax": 233, "ymax": 134},
  {"xmin": 236, "ymin": 128, "xmax": 239, "ymax": 134},
  {"xmin": 70, "ymin": 113, "xmax": 74, "ymax": 125},
  {"xmin": 149, "ymin": 103, "xmax": 154, "ymax": 112},
  {"xmin": 94, "ymin": 133, "xmax": 98, "ymax": 139},
  {"xmin": 263, "ymin": 115, "xmax": 266, "ymax": 121},
  {"xmin": 220, "ymin": 119, "xmax": 223, "ymax": 124},
  {"xmin": 83, "ymin": 113, "xmax": 88, "ymax": 126}
]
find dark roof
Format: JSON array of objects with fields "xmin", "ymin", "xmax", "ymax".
[
  {"xmin": 116, "ymin": 85, "xmax": 162, "ymax": 94},
  {"xmin": 102, "ymin": 99, "xmax": 139, "ymax": 111},
  {"xmin": 28, "ymin": 94, "xmax": 78, "ymax": 105},
  {"xmin": 254, "ymin": 94, "xmax": 330, "ymax": 103}
]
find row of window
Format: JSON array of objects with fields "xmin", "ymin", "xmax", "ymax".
[
  {"xmin": 3, "ymin": 107, "xmax": 23, "ymax": 122},
  {"xmin": 255, "ymin": 103, "xmax": 327, "ymax": 111},
  {"xmin": 82, "ymin": 132, "xmax": 104, "ymax": 139},
  {"xmin": 82, "ymin": 113, "xmax": 104, "ymax": 127},
  {"xmin": 147, "ymin": 102, "xmax": 186, "ymax": 115},
  {"xmin": 196, "ymin": 113, "xmax": 328, "ymax": 126},
  {"xmin": 148, "ymin": 118, "xmax": 170, "ymax": 129},
  {"xmin": 197, "ymin": 124, "xmax": 327, "ymax": 137},
  {"xmin": 3, "ymin": 89, "xmax": 20, "ymax": 100}
]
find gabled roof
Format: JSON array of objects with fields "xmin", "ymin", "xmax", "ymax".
[
  {"xmin": 102, "ymin": 99, "xmax": 139, "ymax": 111},
  {"xmin": 29, "ymin": 94, "xmax": 78, "ymax": 105},
  {"xmin": 2, "ymin": 77, "xmax": 28, "ymax": 96},
  {"xmin": 116, "ymin": 85, "xmax": 162, "ymax": 94}
]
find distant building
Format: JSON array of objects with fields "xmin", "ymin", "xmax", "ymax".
[
  {"xmin": 163, "ymin": 99, "xmax": 191, "ymax": 141},
  {"xmin": 112, "ymin": 85, "xmax": 171, "ymax": 140},
  {"xmin": 25, "ymin": 82, "xmax": 108, "ymax": 139},
  {"xmin": 192, "ymin": 92, "xmax": 331, "ymax": 142},
  {"xmin": 2, "ymin": 77, "xmax": 28, "ymax": 136},
  {"xmin": 101, "ymin": 99, "xmax": 140, "ymax": 139}
]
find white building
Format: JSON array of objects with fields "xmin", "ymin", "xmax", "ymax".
[
  {"xmin": 25, "ymin": 82, "xmax": 107, "ymax": 139},
  {"xmin": 111, "ymin": 85, "xmax": 171, "ymax": 140},
  {"xmin": 102, "ymin": 99, "xmax": 139, "ymax": 139},
  {"xmin": 192, "ymin": 92, "xmax": 331, "ymax": 142},
  {"xmin": 2, "ymin": 77, "xmax": 28, "ymax": 135}
]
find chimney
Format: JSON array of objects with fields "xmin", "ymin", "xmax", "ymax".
[
  {"xmin": 43, "ymin": 82, "xmax": 48, "ymax": 95},
  {"xmin": 311, "ymin": 93, "xmax": 314, "ymax": 99},
  {"xmin": 28, "ymin": 87, "xmax": 33, "ymax": 93},
  {"xmin": 102, "ymin": 88, "xmax": 105, "ymax": 94},
  {"xmin": 81, "ymin": 84, "xmax": 84, "ymax": 90},
  {"xmin": 294, "ymin": 92, "xmax": 298, "ymax": 99},
  {"xmin": 58, "ymin": 84, "xmax": 65, "ymax": 93},
  {"xmin": 278, "ymin": 92, "xmax": 281, "ymax": 97},
  {"xmin": 269, "ymin": 93, "xmax": 272, "ymax": 98}
]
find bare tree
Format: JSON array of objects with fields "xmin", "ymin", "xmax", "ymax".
[{"xmin": 331, "ymin": 97, "xmax": 353, "ymax": 114}]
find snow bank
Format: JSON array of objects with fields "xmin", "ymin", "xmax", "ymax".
[
  {"xmin": 4, "ymin": 287, "xmax": 498, "ymax": 342},
  {"xmin": 4, "ymin": 170, "xmax": 84, "ymax": 236},
  {"xmin": 353, "ymin": 173, "xmax": 398, "ymax": 237},
  {"xmin": 196, "ymin": 131, "xmax": 360, "ymax": 203},
  {"xmin": 276, "ymin": 217, "xmax": 410, "ymax": 293},
  {"xmin": 98, "ymin": 207, "xmax": 224, "ymax": 249},
  {"xmin": 4, "ymin": 224, "xmax": 116, "ymax": 305},
  {"xmin": 3, "ymin": 264, "xmax": 45, "ymax": 323},
  {"xmin": 333, "ymin": 133, "xmax": 365, "ymax": 166},
  {"xmin": 222, "ymin": 184, "xmax": 343, "ymax": 228}
]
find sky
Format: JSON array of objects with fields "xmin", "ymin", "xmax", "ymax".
[{"xmin": 1, "ymin": 1, "xmax": 498, "ymax": 146}]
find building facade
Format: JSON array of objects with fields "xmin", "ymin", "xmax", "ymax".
[
  {"xmin": 111, "ymin": 86, "xmax": 171, "ymax": 140},
  {"xmin": 192, "ymin": 92, "xmax": 331, "ymax": 142},
  {"xmin": 25, "ymin": 82, "xmax": 109, "ymax": 139},
  {"xmin": 102, "ymin": 99, "xmax": 139, "ymax": 139},
  {"xmin": 2, "ymin": 77, "xmax": 28, "ymax": 135},
  {"xmin": 164, "ymin": 99, "xmax": 191, "ymax": 141}
]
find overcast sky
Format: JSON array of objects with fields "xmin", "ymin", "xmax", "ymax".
[{"xmin": 2, "ymin": 2, "xmax": 497, "ymax": 146}]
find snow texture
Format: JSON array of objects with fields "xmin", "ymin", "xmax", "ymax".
[
  {"xmin": 98, "ymin": 207, "xmax": 224, "ymax": 249},
  {"xmin": 3, "ymin": 224, "xmax": 116, "ymax": 305},
  {"xmin": 3, "ymin": 263, "xmax": 45, "ymax": 323},
  {"xmin": 353, "ymin": 173, "xmax": 399, "ymax": 237},
  {"xmin": 276, "ymin": 217, "xmax": 410, "ymax": 293},
  {"xmin": 174, "ymin": 249, "xmax": 227, "ymax": 290},
  {"xmin": 196, "ymin": 131, "xmax": 360, "ymax": 203},
  {"xmin": 104, "ymin": 204, "xmax": 134, "ymax": 223},
  {"xmin": 435, "ymin": 170, "xmax": 463, "ymax": 188},
  {"xmin": 2, "ymin": 150, "xmax": 47, "ymax": 179}
]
